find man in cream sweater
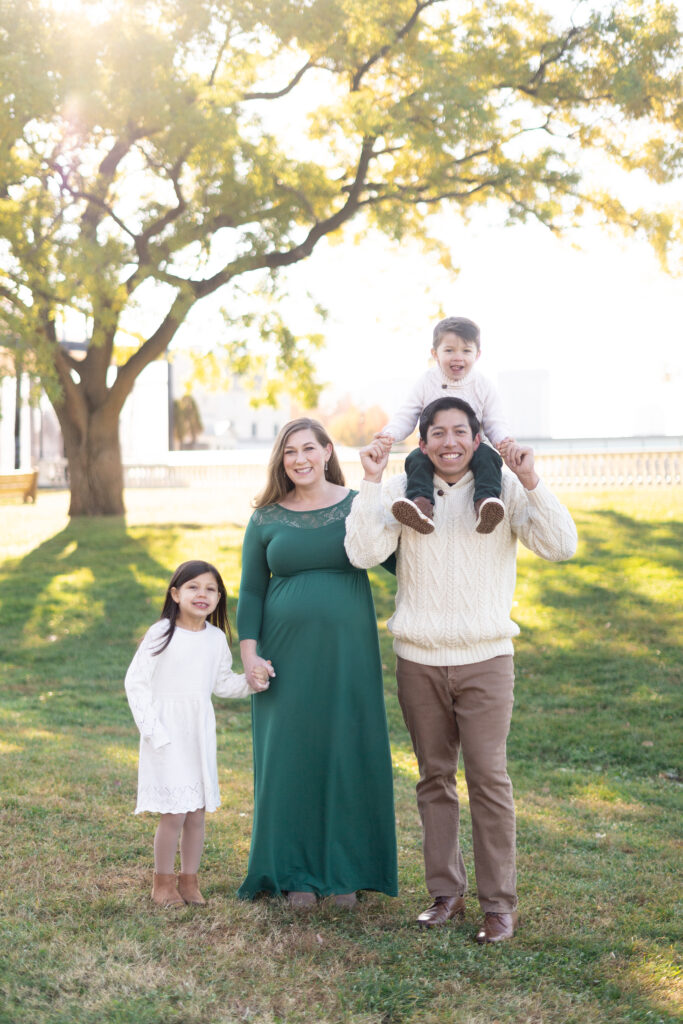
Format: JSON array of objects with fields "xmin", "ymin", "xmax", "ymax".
[{"xmin": 345, "ymin": 396, "xmax": 578, "ymax": 943}]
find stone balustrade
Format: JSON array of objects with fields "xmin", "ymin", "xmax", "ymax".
[{"xmin": 36, "ymin": 448, "xmax": 682, "ymax": 493}]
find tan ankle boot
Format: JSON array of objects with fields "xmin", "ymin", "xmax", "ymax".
[
  {"xmin": 177, "ymin": 873, "xmax": 206, "ymax": 905},
  {"xmin": 151, "ymin": 872, "xmax": 184, "ymax": 907}
]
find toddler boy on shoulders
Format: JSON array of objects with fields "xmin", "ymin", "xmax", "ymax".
[{"xmin": 375, "ymin": 316, "xmax": 522, "ymax": 534}]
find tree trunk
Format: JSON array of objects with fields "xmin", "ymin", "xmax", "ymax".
[{"xmin": 58, "ymin": 405, "xmax": 126, "ymax": 516}]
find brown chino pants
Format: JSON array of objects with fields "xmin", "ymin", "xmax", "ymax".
[{"xmin": 396, "ymin": 654, "xmax": 517, "ymax": 913}]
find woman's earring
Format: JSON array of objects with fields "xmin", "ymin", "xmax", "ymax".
[{"xmin": 324, "ymin": 461, "xmax": 329, "ymax": 477}]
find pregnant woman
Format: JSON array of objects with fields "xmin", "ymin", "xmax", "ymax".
[{"xmin": 237, "ymin": 417, "xmax": 397, "ymax": 907}]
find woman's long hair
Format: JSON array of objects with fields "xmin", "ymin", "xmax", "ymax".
[
  {"xmin": 254, "ymin": 417, "xmax": 345, "ymax": 508},
  {"xmin": 153, "ymin": 560, "xmax": 232, "ymax": 655}
]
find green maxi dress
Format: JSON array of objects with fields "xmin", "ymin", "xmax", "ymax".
[{"xmin": 236, "ymin": 492, "xmax": 398, "ymax": 899}]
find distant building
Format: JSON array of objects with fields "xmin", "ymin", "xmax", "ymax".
[
  {"xmin": 118, "ymin": 360, "xmax": 169, "ymax": 462},
  {"xmin": 169, "ymin": 353, "xmax": 292, "ymax": 450},
  {"xmin": 0, "ymin": 345, "xmax": 292, "ymax": 480},
  {"xmin": 495, "ymin": 369, "xmax": 551, "ymax": 439},
  {"xmin": 632, "ymin": 367, "xmax": 683, "ymax": 437}
]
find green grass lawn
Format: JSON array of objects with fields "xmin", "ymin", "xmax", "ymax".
[{"xmin": 0, "ymin": 487, "xmax": 681, "ymax": 1024}]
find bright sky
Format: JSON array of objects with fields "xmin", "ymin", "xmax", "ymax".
[
  {"xmin": 299, "ymin": 214, "xmax": 683, "ymax": 439},
  {"xmin": 47, "ymin": 0, "xmax": 683, "ymax": 441},
  {"xmin": 175, "ymin": 209, "xmax": 682, "ymax": 440}
]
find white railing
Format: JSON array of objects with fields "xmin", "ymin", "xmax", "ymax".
[
  {"xmin": 531, "ymin": 450, "xmax": 681, "ymax": 488},
  {"xmin": 122, "ymin": 450, "xmax": 681, "ymax": 490},
  {"xmin": 37, "ymin": 449, "xmax": 682, "ymax": 491}
]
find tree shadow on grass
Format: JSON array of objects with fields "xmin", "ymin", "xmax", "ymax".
[
  {"xmin": 0, "ymin": 516, "xmax": 252, "ymax": 808},
  {"xmin": 522, "ymin": 507, "xmax": 682, "ymax": 638},
  {"xmin": 367, "ymin": 509, "xmax": 682, "ymax": 781},
  {"xmin": 517, "ymin": 506, "xmax": 681, "ymax": 628},
  {"xmin": 578, "ymin": 507, "xmax": 683, "ymax": 573},
  {"xmin": 0, "ymin": 518, "xmax": 180, "ymax": 731},
  {"xmin": 510, "ymin": 509, "xmax": 681, "ymax": 779}
]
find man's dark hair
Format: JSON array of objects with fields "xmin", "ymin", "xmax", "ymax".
[{"xmin": 419, "ymin": 397, "xmax": 480, "ymax": 441}]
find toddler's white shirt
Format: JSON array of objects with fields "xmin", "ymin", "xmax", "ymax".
[{"xmin": 382, "ymin": 367, "xmax": 511, "ymax": 447}]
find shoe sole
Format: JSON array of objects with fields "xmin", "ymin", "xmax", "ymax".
[
  {"xmin": 475, "ymin": 499, "xmax": 504, "ymax": 534},
  {"xmin": 392, "ymin": 499, "xmax": 435, "ymax": 535}
]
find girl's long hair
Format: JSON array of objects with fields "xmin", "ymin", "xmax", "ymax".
[
  {"xmin": 153, "ymin": 560, "xmax": 232, "ymax": 655},
  {"xmin": 254, "ymin": 417, "xmax": 345, "ymax": 508}
]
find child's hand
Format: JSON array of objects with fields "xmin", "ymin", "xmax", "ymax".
[
  {"xmin": 502, "ymin": 441, "xmax": 524, "ymax": 468},
  {"xmin": 250, "ymin": 668, "xmax": 270, "ymax": 691},
  {"xmin": 372, "ymin": 432, "xmax": 394, "ymax": 454},
  {"xmin": 359, "ymin": 440, "xmax": 390, "ymax": 482},
  {"xmin": 498, "ymin": 438, "xmax": 522, "ymax": 466},
  {"xmin": 501, "ymin": 444, "xmax": 540, "ymax": 490},
  {"xmin": 248, "ymin": 659, "xmax": 275, "ymax": 692}
]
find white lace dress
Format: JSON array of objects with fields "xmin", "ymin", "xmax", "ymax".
[{"xmin": 125, "ymin": 620, "xmax": 250, "ymax": 814}]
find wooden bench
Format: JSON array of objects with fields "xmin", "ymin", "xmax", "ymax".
[{"xmin": 0, "ymin": 470, "xmax": 39, "ymax": 503}]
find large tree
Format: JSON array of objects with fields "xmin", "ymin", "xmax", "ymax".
[{"xmin": 0, "ymin": 0, "xmax": 680, "ymax": 514}]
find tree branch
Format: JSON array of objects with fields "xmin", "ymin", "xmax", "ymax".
[
  {"xmin": 351, "ymin": 0, "xmax": 444, "ymax": 91},
  {"xmin": 0, "ymin": 283, "xmax": 29, "ymax": 313},
  {"xmin": 243, "ymin": 60, "xmax": 316, "ymax": 100},
  {"xmin": 136, "ymin": 153, "xmax": 190, "ymax": 250},
  {"xmin": 55, "ymin": 345, "xmax": 82, "ymax": 372},
  {"xmin": 59, "ymin": 179, "xmax": 139, "ymax": 241},
  {"xmin": 208, "ymin": 25, "xmax": 231, "ymax": 88},
  {"xmin": 497, "ymin": 26, "xmax": 583, "ymax": 98},
  {"xmin": 357, "ymin": 177, "xmax": 502, "ymax": 207},
  {"xmin": 111, "ymin": 292, "xmax": 193, "ymax": 411},
  {"xmin": 80, "ymin": 127, "xmax": 149, "ymax": 235},
  {"xmin": 265, "ymin": 135, "xmax": 376, "ymax": 267},
  {"xmin": 130, "ymin": 137, "xmax": 378, "ymax": 312},
  {"xmin": 198, "ymin": 135, "xmax": 377, "ymax": 290},
  {"xmin": 52, "ymin": 337, "xmax": 89, "ymax": 441},
  {"xmin": 496, "ymin": 187, "xmax": 564, "ymax": 231}
]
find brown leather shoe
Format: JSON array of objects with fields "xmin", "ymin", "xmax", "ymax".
[
  {"xmin": 476, "ymin": 911, "xmax": 518, "ymax": 944},
  {"xmin": 392, "ymin": 497, "xmax": 435, "ymax": 534},
  {"xmin": 417, "ymin": 895, "xmax": 465, "ymax": 927}
]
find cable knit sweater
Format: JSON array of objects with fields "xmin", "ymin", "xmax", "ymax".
[
  {"xmin": 344, "ymin": 471, "xmax": 578, "ymax": 666},
  {"xmin": 382, "ymin": 367, "xmax": 511, "ymax": 447}
]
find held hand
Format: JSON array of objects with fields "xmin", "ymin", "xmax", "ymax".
[
  {"xmin": 359, "ymin": 440, "xmax": 390, "ymax": 482},
  {"xmin": 250, "ymin": 667, "xmax": 270, "ymax": 692},
  {"xmin": 372, "ymin": 432, "xmax": 394, "ymax": 454},
  {"xmin": 502, "ymin": 444, "xmax": 539, "ymax": 490},
  {"xmin": 501, "ymin": 440, "xmax": 524, "ymax": 467},
  {"xmin": 245, "ymin": 656, "xmax": 275, "ymax": 692}
]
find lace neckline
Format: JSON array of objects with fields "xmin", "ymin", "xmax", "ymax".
[
  {"xmin": 276, "ymin": 489, "xmax": 350, "ymax": 514},
  {"xmin": 252, "ymin": 491, "xmax": 356, "ymax": 529}
]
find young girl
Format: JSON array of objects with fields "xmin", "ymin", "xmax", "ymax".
[{"xmin": 125, "ymin": 560, "xmax": 270, "ymax": 908}]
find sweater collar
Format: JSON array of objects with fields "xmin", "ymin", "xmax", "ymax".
[
  {"xmin": 436, "ymin": 366, "xmax": 475, "ymax": 390},
  {"xmin": 433, "ymin": 470, "xmax": 474, "ymax": 491}
]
